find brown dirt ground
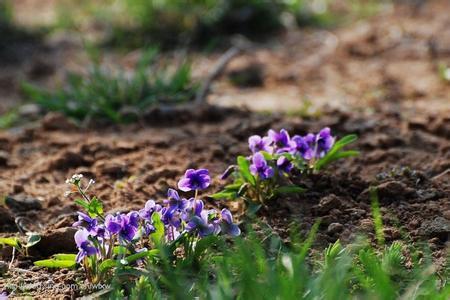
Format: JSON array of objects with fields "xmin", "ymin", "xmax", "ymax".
[{"xmin": 0, "ymin": 0, "xmax": 449, "ymax": 298}]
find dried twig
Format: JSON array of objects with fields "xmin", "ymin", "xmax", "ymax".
[{"xmin": 195, "ymin": 36, "xmax": 252, "ymax": 105}]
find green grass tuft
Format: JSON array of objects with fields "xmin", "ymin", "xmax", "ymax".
[
  {"xmin": 113, "ymin": 225, "xmax": 449, "ymax": 299},
  {"xmin": 21, "ymin": 48, "xmax": 198, "ymax": 123}
]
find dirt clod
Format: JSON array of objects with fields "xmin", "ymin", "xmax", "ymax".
[
  {"xmin": 0, "ymin": 207, "xmax": 16, "ymax": 232},
  {"xmin": 5, "ymin": 194, "xmax": 43, "ymax": 212},
  {"xmin": 49, "ymin": 150, "xmax": 92, "ymax": 171},
  {"xmin": 419, "ymin": 217, "xmax": 450, "ymax": 241},
  {"xmin": 41, "ymin": 112, "xmax": 78, "ymax": 131},
  {"xmin": 36, "ymin": 227, "xmax": 77, "ymax": 257},
  {"xmin": 317, "ymin": 194, "xmax": 341, "ymax": 213},
  {"xmin": 327, "ymin": 223, "xmax": 344, "ymax": 234},
  {"xmin": 0, "ymin": 150, "xmax": 10, "ymax": 166},
  {"xmin": 0, "ymin": 260, "xmax": 8, "ymax": 275}
]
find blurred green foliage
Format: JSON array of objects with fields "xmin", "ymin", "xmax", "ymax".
[
  {"xmin": 110, "ymin": 226, "xmax": 449, "ymax": 299},
  {"xmin": 0, "ymin": 0, "xmax": 13, "ymax": 24},
  {"xmin": 49, "ymin": 0, "xmax": 388, "ymax": 50},
  {"xmin": 21, "ymin": 48, "xmax": 198, "ymax": 123},
  {"xmin": 107, "ymin": 0, "xmax": 284, "ymax": 49}
]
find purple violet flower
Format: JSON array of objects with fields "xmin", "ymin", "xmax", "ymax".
[
  {"xmin": 220, "ymin": 165, "xmax": 236, "ymax": 180},
  {"xmin": 220, "ymin": 209, "xmax": 241, "ymax": 237},
  {"xmin": 315, "ymin": 127, "xmax": 334, "ymax": 158},
  {"xmin": 249, "ymin": 152, "xmax": 274, "ymax": 180},
  {"xmin": 105, "ymin": 212, "xmax": 139, "ymax": 242},
  {"xmin": 105, "ymin": 214, "xmax": 123, "ymax": 234},
  {"xmin": 165, "ymin": 188, "xmax": 189, "ymax": 211},
  {"xmin": 165, "ymin": 225, "xmax": 180, "ymax": 242},
  {"xmin": 268, "ymin": 129, "xmax": 294, "ymax": 153},
  {"xmin": 186, "ymin": 210, "xmax": 217, "ymax": 237},
  {"xmin": 277, "ymin": 156, "xmax": 293, "ymax": 174},
  {"xmin": 248, "ymin": 135, "xmax": 273, "ymax": 153},
  {"xmin": 143, "ymin": 223, "xmax": 156, "ymax": 235},
  {"xmin": 74, "ymin": 228, "xmax": 98, "ymax": 263},
  {"xmin": 291, "ymin": 134, "xmax": 315, "ymax": 160},
  {"xmin": 139, "ymin": 199, "xmax": 161, "ymax": 220},
  {"xmin": 161, "ymin": 207, "xmax": 182, "ymax": 229},
  {"xmin": 72, "ymin": 212, "xmax": 98, "ymax": 235},
  {"xmin": 94, "ymin": 224, "xmax": 108, "ymax": 240},
  {"xmin": 178, "ymin": 169, "xmax": 211, "ymax": 192}
]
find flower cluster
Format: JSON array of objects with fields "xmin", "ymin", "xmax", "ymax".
[
  {"xmin": 215, "ymin": 127, "xmax": 357, "ymax": 205},
  {"xmin": 71, "ymin": 169, "xmax": 240, "ymax": 273},
  {"xmin": 248, "ymin": 128, "xmax": 335, "ymax": 179}
]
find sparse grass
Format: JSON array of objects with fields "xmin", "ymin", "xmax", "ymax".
[
  {"xmin": 0, "ymin": 0, "xmax": 13, "ymax": 24},
  {"xmin": 286, "ymin": 99, "xmax": 322, "ymax": 119},
  {"xmin": 0, "ymin": 110, "xmax": 19, "ymax": 129},
  {"xmin": 21, "ymin": 48, "xmax": 198, "ymax": 123},
  {"xmin": 113, "ymin": 225, "xmax": 449, "ymax": 299},
  {"xmin": 47, "ymin": 0, "xmax": 390, "ymax": 50},
  {"xmin": 101, "ymin": 188, "xmax": 449, "ymax": 299},
  {"xmin": 288, "ymin": 0, "xmax": 390, "ymax": 28}
]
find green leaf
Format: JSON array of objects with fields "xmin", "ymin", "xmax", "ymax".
[
  {"xmin": 87, "ymin": 196, "xmax": 103, "ymax": 218},
  {"xmin": 246, "ymin": 202, "xmax": 262, "ymax": 216},
  {"xmin": 99, "ymin": 259, "xmax": 117, "ymax": 274},
  {"xmin": 125, "ymin": 249, "xmax": 160, "ymax": 264},
  {"xmin": 53, "ymin": 253, "xmax": 77, "ymax": 261},
  {"xmin": 209, "ymin": 191, "xmax": 237, "ymax": 200},
  {"xmin": 25, "ymin": 233, "xmax": 41, "ymax": 248},
  {"xmin": 150, "ymin": 213, "xmax": 165, "ymax": 245},
  {"xmin": 330, "ymin": 150, "xmax": 360, "ymax": 160},
  {"xmin": 274, "ymin": 185, "xmax": 305, "ymax": 195},
  {"xmin": 223, "ymin": 182, "xmax": 243, "ymax": 191},
  {"xmin": 194, "ymin": 235, "xmax": 219, "ymax": 259},
  {"xmin": 237, "ymin": 156, "xmax": 255, "ymax": 185},
  {"xmin": 260, "ymin": 151, "xmax": 274, "ymax": 161},
  {"xmin": 0, "ymin": 237, "xmax": 20, "ymax": 248},
  {"xmin": 75, "ymin": 198, "xmax": 90, "ymax": 210},
  {"xmin": 335, "ymin": 134, "xmax": 358, "ymax": 148},
  {"xmin": 113, "ymin": 246, "xmax": 128, "ymax": 255},
  {"xmin": 34, "ymin": 252, "xmax": 76, "ymax": 268},
  {"xmin": 315, "ymin": 134, "xmax": 359, "ymax": 170},
  {"xmin": 34, "ymin": 259, "xmax": 76, "ymax": 269}
]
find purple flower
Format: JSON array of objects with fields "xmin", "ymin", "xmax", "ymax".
[
  {"xmin": 105, "ymin": 212, "xmax": 139, "ymax": 242},
  {"xmin": 249, "ymin": 152, "xmax": 274, "ymax": 180},
  {"xmin": 178, "ymin": 169, "xmax": 211, "ymax": 192},
  {"xmin": 186, "ymin": 210, "xmax": 218, "ymax": 237},
  {"xmin": 220, "ymin": 209, "xmax": 241, "ymax": 237},
  {"xmin": 315, "ymin": 127, "xmax": 334, "ymax": 157},
  {"xmin": 143, "ymin": 223, "xmax": 156, "ymax": 235},
  {"xmin": 220, "ymin": 165, "xmax": 236, "ymax": 180},
  {"xmin": 191, "ymin": 199, "xmax": 204, "ymax": 216},
  {"xmin": 94, "ymin": 224, "xmax": 108, "ymax": 240},
  {"xmin": 74, "ymin": 229, "xmax": 98, "ymax": 263},
  {"xmin": 105, "ymin": 214, "xmax": 123, "ymax": 234},
  {"xmin": 139, "ymin": 200, "xmax": 161, "ymax": 220},
  {"xmin": 268, "ymin": 129, "xmax": 294, "ymax": 153},
  {"xmin": 72, "ymin": 212, "xmax": 98, "ymax": 234},
  {"xmin": 277, "ymin": 156, "xmax": 293, "ymax": 174},
  {"xmin": 121, "ymin": 212, "xmax": 139, "ymax": 241},
  {"xmin": 248, "ymin": 135, "xmax": 273, "ymax": 153},
  {"xmin": 165, "ymin": 225, "xmax": 180, "ymax": 242},
  {"xmin": 291, "ymin": 134, "xmax": 315, "ymax": 160},
  {"xmin": 165, "ymin": 188, "xmax": 189, "ymax": 211},
  {"xmin": 161, "ymin": 207, "xmax": 182, "ymax": 229}
]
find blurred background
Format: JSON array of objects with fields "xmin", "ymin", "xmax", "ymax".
[{"xmin": 0, "ymin": 0, "xmax": 449, "ymax": 126}]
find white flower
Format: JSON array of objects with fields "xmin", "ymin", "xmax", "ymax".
[{"xmin": 66, "ymin": 174, "xmax": 84, "ymax": 185}]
